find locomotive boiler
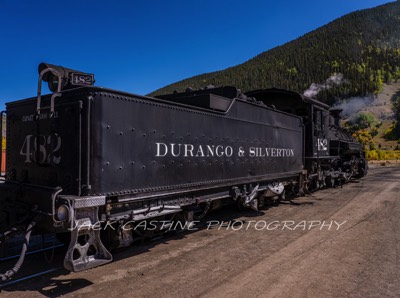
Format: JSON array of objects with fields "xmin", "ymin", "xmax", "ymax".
[{"xmin": 0, "ymin": 63, "xmax": 366, "ymax": 281}]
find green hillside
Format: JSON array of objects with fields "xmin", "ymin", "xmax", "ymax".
[{"xmin": 151, "ymin": 1, "xmax": 400, "ymax": 105}]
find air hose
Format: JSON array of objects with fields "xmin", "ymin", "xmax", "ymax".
[
  {"xmin": 0, "ymin": 218, "xmax": 37, "ymax": 282},
  {"xmin": 0, "ymin": 227, "xmax": 20, "ymax": 246}
]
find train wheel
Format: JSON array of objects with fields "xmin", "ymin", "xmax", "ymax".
[
  {"xmin": 325, "ymin": 176, "xmax": 335, "ymax": 188},
  {"xmin": 307, "ymin": 178, "xmax": 319, "ymax": 192},
  {"xmin": 354, "ymin": 160, "xmax": 368, "ymax": 178},
  {"xmin": 315, "ymin": 179, "xmax": 321, "ymax": 191}
]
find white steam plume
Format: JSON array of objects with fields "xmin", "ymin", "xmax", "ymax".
[
  {"xmin": 334, "ymin": 95, "xmax": 374, "ymax": 119},
  {"xmin": 303, "ymin": 73, "xmax": 346, "ymax": 98}
]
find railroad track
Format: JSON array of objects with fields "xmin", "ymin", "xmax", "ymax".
[
  {"xmin": 0, "ymin": 267, "xmax": 62, "ymax": 289},
  {"xmin": 0, "ymin": 243, "xmax": 64, "ymax": 263}
]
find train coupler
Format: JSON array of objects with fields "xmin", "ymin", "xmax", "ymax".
[{"xmin": 64, "ymin": 207, "xmax": 112, "ymax": 272}]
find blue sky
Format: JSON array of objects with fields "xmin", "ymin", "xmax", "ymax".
[{"xmin": 0, "ymin": 0, "xmax": 394, "ymax": 108}]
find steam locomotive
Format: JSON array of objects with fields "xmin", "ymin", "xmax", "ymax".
[{"xmin": 0, "ymin": 63, "xmax": 367, "ymax": 280}]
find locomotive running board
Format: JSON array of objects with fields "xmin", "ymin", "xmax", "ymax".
[{"xmin": 64, "ymin": 207, "xmax": 112, "ymax": 272}]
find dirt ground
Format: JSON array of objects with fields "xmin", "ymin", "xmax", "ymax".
[{"xmin": 1, "ymin": 164, "xmax": 400, "ymax": 297}]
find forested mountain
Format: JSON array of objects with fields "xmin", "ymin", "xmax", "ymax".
[{"xmin": 151, "ymin": 1, "xmax": 400, "ymax": 105}]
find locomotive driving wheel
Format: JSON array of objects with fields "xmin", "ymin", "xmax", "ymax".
[
  {"xmin": 325, "ymin": 176, "xmax": 335, "ymax": 188},
  {"xmin": 305, "ymin": 176, "xmax": 319, "ymax": 192}
]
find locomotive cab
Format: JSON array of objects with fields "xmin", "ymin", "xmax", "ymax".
[
  {"xmin": 245, "ymin": 88, "xmax": 331, "ymax": 159},
  {"xmin": 246, "ymin": 88, "xmax": 367, "ymax": 190}
]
